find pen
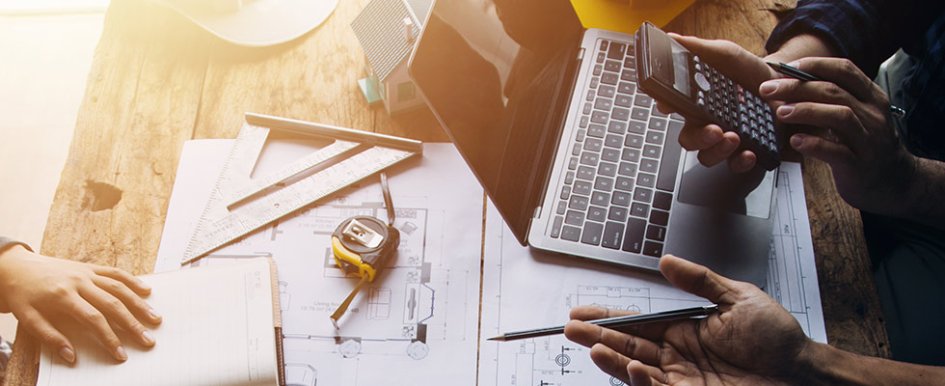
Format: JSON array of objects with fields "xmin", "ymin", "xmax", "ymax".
[
  {"xmin": 766, "ymin": 61, "xmax": 822, "ymax": 82},
  {"xmin": 766, "ymin": 61, "xmax": 906, "ymax": 118},
  {"xmin": 488, "ymin": 304, "xmax": 719, "ymax": 342}
]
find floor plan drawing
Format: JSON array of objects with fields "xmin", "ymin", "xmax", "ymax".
[
  {"xmin": 157, "ymin": 141, "xmax": 484, "ymax": 386},
  {"xmin": 479, "ymin": 162, "xmax": 825, "ymax": 386},
  {"xmin": 764, "ymin": 162, "xmax": 827, "ymax": 342}
]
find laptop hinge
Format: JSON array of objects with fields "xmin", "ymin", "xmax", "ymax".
[
  {"xmin": 577, "ymin": 47, "xmax": 585, "ymax": 60},
  {"xmin": 533, "ymin": 205, "xmax": 542, "ymax": 220}
]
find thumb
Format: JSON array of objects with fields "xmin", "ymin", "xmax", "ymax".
[
  {"xmin": 668, "ymin": 33, "xmax": 770, "ymax": 89},
  {"xmin": 658, "ymin": 254, "xmax": 741, "ymax": 304}
]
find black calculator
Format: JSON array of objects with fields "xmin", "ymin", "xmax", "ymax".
[{"xmin": 634, "ymin": 22, "xmax": 780, "ymax": 170}]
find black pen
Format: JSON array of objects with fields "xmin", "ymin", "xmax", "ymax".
[
  {"xmin": 766, "ymin": 61, "xmax": 822, "ymax": 82},
  {"xmin": 488, "ymin": 304, "xmax": 719, "ymax": 342}
]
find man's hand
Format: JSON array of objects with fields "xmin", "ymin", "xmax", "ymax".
[
  {"xmin": 0, "ymin": 246, "xmax": 162, "ymax": 363},
  {"xmin": 759, "ymin": 57, "xmax": 917, "ymax": 217},
  {"xmin": 664, "ymin": 34, "xmax": 781, "ymax": 172},
  {"xmin": 564, "ymin": 255, "xmax": 811, "ymax": 385}
]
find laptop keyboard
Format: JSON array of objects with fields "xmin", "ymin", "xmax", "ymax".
[{"xmin": 550, "ymin": 38, "xmax": 684, "ymax": 258}]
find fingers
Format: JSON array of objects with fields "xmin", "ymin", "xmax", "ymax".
[
  {"xmin": 667, "ymin": 34, "xmax": 768, "ymax": 87},
  {"xmin": 569, "ymin": 305, "xmax": 636, "ymax": 320},
  {"xmin": 789, "ymin": 134, "xmax": 855, "ymax": 167},
  {"xmin": 66, "ymin": 294, "xmax": 128, "ymax": 361},
  {"xmin": 678, "ymin": 123, "xmax": 724, "ymax": 151},
  {"xmin": 696, "ymin": 133, "xmax": 740, "ymax": 167},
  {"xmin": 776, "ymin": 102, "xmax": 865, "ymax": 149},
  {"xmin": 93, "ymin": 266, "xmax": 151, "ymax": 296},
  {"xmin": 80, "ymin": 281, "xmax": 156, "ymax": 348},
  {"xmin": 791, "ymin": 57, "xmax": 877, "ymax": 102},
  {"xmin": 93, "ymin": 276, "xmax": 162, "ymax": 325},
  {"xmin": 628, "ymin": 360, "xmax": 668, "ymax": 386},
  {"xmin": 759, "ymin": 78, "xmax": 859, "ymax": 109},
  {"xmin": 658, "ymin": 255, "xmax": 741, "ymax": 304},
  {"xmin": 564, "ymin": 320, "xmax": 663, "ymax": 365},
  {"xmin": 727, "ymin": 150, "xmax": 757, "ymax": 173},
  {"xmin": 14, "ymin": 307, "xmax": 75, "ymax": 363}
]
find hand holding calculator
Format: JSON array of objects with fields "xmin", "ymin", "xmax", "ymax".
[{"xmin": 634, "ymin": 22, "xmax": 781, "ymax": 171}]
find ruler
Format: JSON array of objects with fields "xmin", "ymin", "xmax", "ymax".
[{"xmin": 181, "ymin": 113, "xmax": 422, "ymax": 265}]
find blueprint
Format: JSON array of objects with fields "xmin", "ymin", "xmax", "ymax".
[
  {"xmin": 478, "ymin": 161, "xmax": 826, "ymax": 386},
  {"xmin": 156, "ymin": 141, "xmax": 483, "ymax": 386}
]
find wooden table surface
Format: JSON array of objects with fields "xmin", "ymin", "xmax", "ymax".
[{"xmin": 3, "ymin": 0, "xmax": 890, "ymax": 384}]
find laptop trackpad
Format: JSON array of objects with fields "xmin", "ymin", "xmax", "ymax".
[{"xmin": 676, "ymin": 152, "xmax": 775, "ymax": 219}]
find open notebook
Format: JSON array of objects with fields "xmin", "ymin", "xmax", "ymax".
[{"xmin": 36, "ymin": 258, "xmax": 284, "ymax": 386}]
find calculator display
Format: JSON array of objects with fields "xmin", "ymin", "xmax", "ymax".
[
  {"xmin": 669, "ymin": 40, "xmax": 691, "ymax": 97},
  {"xmin": 635, "ymin": 22, "xmax": 781, "ymax": 171}
]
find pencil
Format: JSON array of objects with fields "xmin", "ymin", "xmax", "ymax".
[
  {"xmin": 766, "ymin": 61, "xmax": 822, "ymax": 82},
  {"xmin": 487, "ymin": 304, "xmax": 719, "ymax": 342}
]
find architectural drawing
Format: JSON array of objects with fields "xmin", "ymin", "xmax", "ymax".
[
  {"xmin": 156, "ymin": 142, "xmax": 483, "ymax": 386},
  {"xmin": 479, "ymin": 162, "xmax": 825, "ymax": 386}
]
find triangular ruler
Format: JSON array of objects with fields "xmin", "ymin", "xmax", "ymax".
[{"xmin": 181, "ymin": 112, "xmax": 422, "ymax": 265}]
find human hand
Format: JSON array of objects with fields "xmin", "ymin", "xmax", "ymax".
[
  {"xmin": 0, "ymin": 246, "xmax": 161, "ymax": 363},
  {"xmin": 564, "ymin": 255, "xmax": 811, "ymax": 385},
  {"xmin": 759, "ymin": 57, "xmax": 917, "ymax": 216},
  {"xmin": 661, "ymin": 34, "xmax": 781, "ymax": 172}
]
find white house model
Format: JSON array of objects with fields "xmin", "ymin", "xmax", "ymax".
[{"xmin": 351, "ymin": 0, "xmax": 432, "ymax": 114}]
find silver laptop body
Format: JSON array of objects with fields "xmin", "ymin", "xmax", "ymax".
[{"xmin": 408, "ymin": 0, "xmax": 775, "ymax": 286}]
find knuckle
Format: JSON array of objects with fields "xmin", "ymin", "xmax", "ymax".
[{"xmin": 107, "ymin": 298, "xmax": 125, "ymax": 313}]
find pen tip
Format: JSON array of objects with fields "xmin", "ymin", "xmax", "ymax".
[{"xmin": 487, "ymin": 336, "xmax": 502, "ymax": 341}]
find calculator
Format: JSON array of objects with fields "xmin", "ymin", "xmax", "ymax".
[{"xmin": 634, "ymin": 22, "xmax": 780, "ymax": 170}]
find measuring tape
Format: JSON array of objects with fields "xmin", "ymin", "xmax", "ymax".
[
  {"xmin": 181, "ymin": 113, "xmax": 422, "ymax": 266},
  {"xmin": 329, "ymin": 173, "xmax": 400, "ymax": 325}
]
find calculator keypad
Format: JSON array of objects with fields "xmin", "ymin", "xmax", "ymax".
[{"xmin": 692, "ymin": 56, "xmax": 780, "ymax": 170}]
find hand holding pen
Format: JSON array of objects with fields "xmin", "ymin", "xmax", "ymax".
[
  {"xmin": 759, "ymin": 58, "xmax": 919, "ymax": 217},
  {"xmin": 561, "ymin": 255, "xmax": 812, "ymax": 386}
]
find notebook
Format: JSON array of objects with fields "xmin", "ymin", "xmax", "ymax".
[{"xmin": 36, "ymin": 258, "xmax": 285, "ymax": 386}]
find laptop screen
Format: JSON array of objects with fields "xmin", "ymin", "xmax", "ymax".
[{"xmin": 410, "ymin": 0, "xmax": 584, "ymax": 244}]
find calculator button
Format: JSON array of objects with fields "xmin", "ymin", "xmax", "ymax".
[{"xmin": 695, "ymin": 72, "xmax": 711, "ymax": 92}]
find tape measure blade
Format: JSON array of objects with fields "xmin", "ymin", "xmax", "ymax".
[
  {"xmin": 223, "ymin": 139, "xmax": 361, "ymax": 205},
  {"xmin": 182, "ymin": 146, "xmax": 417, "ymax": 262}
]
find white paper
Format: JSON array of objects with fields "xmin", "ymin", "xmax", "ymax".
[
  {"xmin": 155, "ymin": 141, "xmax": 483, "ymax": 386},
  {"xmin": 478, "ymin": 161, "xmax": 826, "ymax": 386},
  {"xmin": 37, "ymin": 259, "xmax": 279, "ymax": 386}
]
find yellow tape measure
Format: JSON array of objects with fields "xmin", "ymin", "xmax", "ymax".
[{"xmin": 330, "ymin": 173, "xmax": 400, "ymax": 326}]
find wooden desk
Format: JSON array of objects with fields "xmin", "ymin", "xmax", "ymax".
[{"xmin": 3, "ymin": 0, "xmax": 889, "ymax": 384}]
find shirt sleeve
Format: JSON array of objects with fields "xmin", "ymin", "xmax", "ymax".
[{"xmin": 765, "ymin": 0, "xmax": 934, "ymax": 78}]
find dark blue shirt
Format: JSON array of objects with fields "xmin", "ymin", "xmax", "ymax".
[{"xmin": 766, "ymin": 0, "xmax": 945, "ymax": 161}]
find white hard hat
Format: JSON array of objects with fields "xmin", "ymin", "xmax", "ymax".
[{"xmin": 155, "ymin": 0, "xmax": 339, "ymax": 47}]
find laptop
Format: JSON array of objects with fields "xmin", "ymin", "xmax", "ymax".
[{"xmin": 407, "ymin": 0, "xmax": 776, "ymax": 286}]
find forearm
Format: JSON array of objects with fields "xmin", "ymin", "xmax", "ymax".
[
  {"xmin": 795, "ymin": 342, "xmax": 945, "ymax": 385},
  {"xmin": 764, "ymin": 34, "xmax": 838, "ymax": 64},
  {"xmin": 901, "ymin": 156, "xmax": 945, "ymax": 230}
]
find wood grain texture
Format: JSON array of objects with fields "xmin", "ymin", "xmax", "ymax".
[{"xmin": 4, "ymin": 0, "xmax": 888, "ymax": 384}]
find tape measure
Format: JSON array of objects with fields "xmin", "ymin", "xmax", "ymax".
[
  {"xmin": 181, "ymin": 113, "xmax": 421, "ymax": 266},
  {"xmin": 330, "ymin": 173, "xmax": 400, "ymax": 325}
]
